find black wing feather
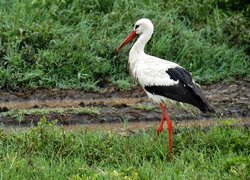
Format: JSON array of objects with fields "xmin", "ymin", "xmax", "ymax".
[{"xmin": 145, "ymin": 67, "xmax": 215, "ymax": 113}]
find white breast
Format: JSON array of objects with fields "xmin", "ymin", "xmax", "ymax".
[{"xmin": 129, "ymin": 53, "xmax": 180, "ymax": 87}]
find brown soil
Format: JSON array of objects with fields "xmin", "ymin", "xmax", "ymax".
[{"xmin": 0, "ymin": 81, "xmax": 249, "ymax": 128}]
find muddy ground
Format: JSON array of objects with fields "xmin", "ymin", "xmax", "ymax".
[{"xmin": 0, "ymin": 81, "xmax": 249, "ymax": 128}]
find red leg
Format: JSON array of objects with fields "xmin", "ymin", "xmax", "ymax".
[
  {"xmin": 157, "ymin": 111, "xmax": 164, "ymax": 135},
  {"xmin": 160, "ymin": 103, "xmax": 173, "ymax": 159},
  {"xmin": 153, "ymin": 109, "xmax": 164, "ymax": 142}
]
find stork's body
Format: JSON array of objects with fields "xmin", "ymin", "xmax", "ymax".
[{"xmin": 116, "ymin": 18, "xmax": 214, "ymax": 159}]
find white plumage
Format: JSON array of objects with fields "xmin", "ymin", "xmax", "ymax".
[
  {"xmin": 127, "ymin": 18, "xmax": 182, "ymax": 103},
  {"xmin": 116, "ymin": 18, "xmax": 214, "ymax": 159},
  {"xmin": 130, "ymin": 55, "xmax": 180, "ymax": 103}
]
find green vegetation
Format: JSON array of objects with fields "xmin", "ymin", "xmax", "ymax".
[
  {"xmin": 0, "ymin": 118, "xmax": 249, "ymax": 179},
  {"xmin": 0, "ymin": 0, "xmax": 249, "ymax": 90},
  {"xmin": 1, "ymin": 1, "xmax": 249, "ymax": 178}
]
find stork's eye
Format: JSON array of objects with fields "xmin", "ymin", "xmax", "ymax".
[{"xmin": 135, "ymin": 25, "xmax": 140, "ymax": 29}]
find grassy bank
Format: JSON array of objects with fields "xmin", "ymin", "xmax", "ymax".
[
  {"xmin": 0, "ymin": 0, "xmax": 249, "ymax": 90},
  {"xmin": 0, "ymin": 118, "xmax": 249, "ymax": 179}
]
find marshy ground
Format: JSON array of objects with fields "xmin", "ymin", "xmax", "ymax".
[{"xmin": 0, "ymin": 81, "xmax": 249, "ymax": 131}]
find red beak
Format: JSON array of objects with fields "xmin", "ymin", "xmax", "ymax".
[{"xmin": 116, "ymin": 30, "xmax": 137, "ymax": 52}]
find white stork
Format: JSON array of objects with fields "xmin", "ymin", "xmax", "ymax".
[{"xmin": 116, "ymin": 18, "xmax": 215, "ymax": 158}]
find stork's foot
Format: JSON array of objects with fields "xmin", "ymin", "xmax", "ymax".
[
  {"xmin": 160, "ymin": 103, "xmax": 173, "ymax": 160},
  {"xmin": 166, "ymin": 118, "xmax": 173, "ymax": 159},
  {"xmin": 153, "ymin": 103, "xmax": 173, "ymax": 160}
]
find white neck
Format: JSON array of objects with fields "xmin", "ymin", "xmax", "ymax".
[
  {"xmin": 128, "ymin": 32, "xmax": 152, "ymax": 78},
  {"xmin": 130, "ymin": 33, "xmax": 152, "ymax": 55}
]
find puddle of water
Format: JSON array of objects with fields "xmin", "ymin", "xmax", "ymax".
[
  {"xmin": 2, "ymin": 121, "xmax": 158, "ymax": 136},
  {"xmin": 3, "ymin": 118, "xmax": 249, "ymax": 135},
  {"xmin": 64, "ymin": 121, "xmax": 157, "ymax": 133},
  {"xmin": 0, "ymin": 97, "xmax": 148, "ymax": 109}
]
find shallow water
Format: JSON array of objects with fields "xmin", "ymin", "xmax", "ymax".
[
  {"xmin": 0, "ymin": 97, "xmax": 147, "ymax": 109},
  {"xmin": 0, "ymin": 81, "xmax": 249, "ymax": 128},
  {"xmin": 3, "ymin": 118, "xmax": 249, "ymax": 136}
]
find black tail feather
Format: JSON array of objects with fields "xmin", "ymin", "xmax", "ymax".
[{"xmin": 196, "ymin": 99, "xmax": 216, "ymax": 113}]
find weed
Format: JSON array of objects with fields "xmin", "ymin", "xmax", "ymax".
[
  {"xmin": 0, "ymin": 0, "xmax": 249, "ymax": 90},
  {"xmin": 0, "ymin": 117, "xmax": 249, "ymax": 179}
]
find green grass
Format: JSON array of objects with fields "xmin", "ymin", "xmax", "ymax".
[
  {"xmin": 0, "ymin": 118, "xmax": 249, "ymax": 179},
  {"xmin": 0, "ymin": 0, "xmax": 249, "ymax": 90}
]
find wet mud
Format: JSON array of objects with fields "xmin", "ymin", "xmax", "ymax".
[{"xmin": 0, "ymin": 81, "xmax": 249, "ymax": 128}]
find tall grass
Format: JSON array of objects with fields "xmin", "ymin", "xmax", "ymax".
[
  {"xmin": 0, "ymin": 0, "xmax": 249, "ymax": 90},
  {"xmin": 0, "ymin": 118, "xmax": 249, "ymax": 179}
]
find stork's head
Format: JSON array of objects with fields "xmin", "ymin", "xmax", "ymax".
[
  {"xmin": 133, "ymin": 18, "xmax": 154, "ymax": 35},
  {"xmin": 116, "ymin": 18, "xmax": 154, "ymax": 51}
]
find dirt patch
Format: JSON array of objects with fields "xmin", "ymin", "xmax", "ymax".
[{"xmin": 0, "ymin": 81, "xmax": 249, "ymax": 127}]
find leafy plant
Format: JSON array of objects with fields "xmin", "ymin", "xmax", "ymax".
[
  {"xmin": 0, "ymin": 117, "xmax": 249, "ymax": 179},
  {"xmin": 0, "ymin": 0, "xmax": 249, "ymax": 90}
]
